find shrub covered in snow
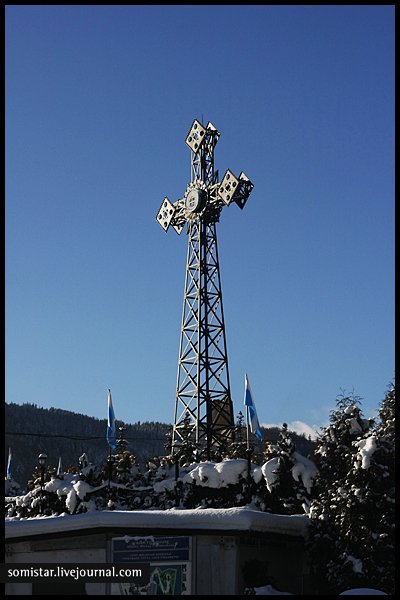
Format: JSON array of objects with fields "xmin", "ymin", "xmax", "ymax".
[
  {"xmin": 5, "ymin": 445, "xmax": 318, "ymax": 517},
  {"xmin": 4, "ymin": 478, "xmax": 22, "ymax": 498}
]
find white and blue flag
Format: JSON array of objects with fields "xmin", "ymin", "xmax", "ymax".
[
  {"xmin": 57, "ymin": 456, "xmax": 63, "ymax": 478},
  {"xmin": 244, "ymin": 373, "xmax": 263, "ymax": 440},
  {"xmin": 7, "ymin": 447, "xmax": 12, "ymax": 480},
  {"xmin": 106, "ymin": 389, "xmax": 117, "ymax": 449}
]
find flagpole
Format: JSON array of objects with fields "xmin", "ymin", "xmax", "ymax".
[
  {"xmin": 244, "ymin": 374, "xmax": 250, "ymax": 450},
  {"xmin": 108, "ymin": 445, "xmax": 112, "ymax": 489},
  {"xmin": 242, "ymin": 373, "xmax": 254, "ymax": 496},
  {"xmin": 245, "ymin": 403, "xmax": 250, "ymax": 450},
  {"xmin": 106, "ymin": 388, "xmax": 116, "ymax": 495},
  {"xmin": 244, "ymin": 377, "xmax": 252, "ymax": 492},
  {"xmin": 57, "ymin": 456, "xmax": 63, "ymax": 480}
]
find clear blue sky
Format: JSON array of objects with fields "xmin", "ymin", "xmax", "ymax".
[{"xmin": 5, "ymin": 5, "xmax": 394, "ymax": 437}]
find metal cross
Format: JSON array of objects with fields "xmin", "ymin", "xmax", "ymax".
[{"xmin": 156, "ymin": 118, "xmax": 254, "ymax": 459}]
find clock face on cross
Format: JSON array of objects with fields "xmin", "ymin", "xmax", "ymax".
[{"xmin": 184, "ymin": 185, "xmax": 207, "ymax": 215}]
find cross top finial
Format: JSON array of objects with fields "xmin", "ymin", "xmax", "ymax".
[{"xmin": 156, "ymin": 118, "xmax": 254, "ymax": 233}]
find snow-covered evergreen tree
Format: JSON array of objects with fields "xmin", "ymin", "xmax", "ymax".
[
  {"xmin": 113, "ymin": 425, "xmax": 140, "ymax": 485},
  {"xmin": 348, "ymin": 384, "xmax": 395, "ymax": 594},
  {"xmin": 178, "ymin": 413, "xmax": 199, "ymax": 465},
  {"xmin": 254, "ymin": 424, "xmax": 317, "ymax": 515},
  {"xmin": 229, "ymin": 411, "xmax": 249, "ymax": 459},
  {"xmin": 307, "ymin": 389, "xmax": 395, "ymax": 594},
  {"xmin": 272, "ymin": 423, "xmax": 299, "ymax": 512}
]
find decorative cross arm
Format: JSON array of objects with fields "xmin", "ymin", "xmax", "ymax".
[{"xmin": 155, "ymin": 119, "xmax": 254, "ymax": 234}]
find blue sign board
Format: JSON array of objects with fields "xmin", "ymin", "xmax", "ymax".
[{"xmin": 111, "ymin": 536, "xmax": 192, "ymax": 595}]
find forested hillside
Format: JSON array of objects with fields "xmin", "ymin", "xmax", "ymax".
[
  {"xmin": 4, "ymin": 402, "xmax": 314, "ymax": 489},
  {"xmin": 5, "ymin": 403, "xmax": 169, "ymax": 488}
]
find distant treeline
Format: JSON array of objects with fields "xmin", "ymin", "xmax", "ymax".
[{"xmin": 4, "ymin": 402, "xmax": 315, "ymax": 489}]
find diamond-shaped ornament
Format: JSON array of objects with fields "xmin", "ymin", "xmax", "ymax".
[
  {"xmin": 234, "ymin": 172, "xmax": 254, "ymax": 210},
  {"xmin": 185, "ymin": 119, "xmax": 206, "ymax": 153},
  {"xmin": 172, "ymin": 223, "xmax": 184, "ymax": 235},
  {"xmin": 156, "ymin": 197, "xmax": 176, "ymax": 232},
  {"xmin": 218, "ymin": 169, "xmax": 239, "ymax": 205}
]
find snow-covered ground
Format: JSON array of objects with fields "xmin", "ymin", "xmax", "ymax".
[
  {"xmin": 252, "ymin": 586, "xmax": 388, "ymax": 596},
  {"xmin": 254, "ymin": 584, "xmax": 294, "ymax": 595},
  {"xmin": 339, "ymin": 589, "xmax": 387, "ymax": 595}
]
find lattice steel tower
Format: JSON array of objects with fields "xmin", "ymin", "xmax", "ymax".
[{"xmin": 156, "ymin": 119, "xmax": 253, "ymax": 458}]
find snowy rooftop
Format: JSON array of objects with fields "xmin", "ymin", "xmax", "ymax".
[{"xmin": 5, "ymin": 507, "xmax": 309, "ymax": 540}]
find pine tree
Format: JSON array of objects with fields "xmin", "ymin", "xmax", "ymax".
[
  {"xmin": 269, "ymin": 423, "xmax": 313, "ymax": 514},
  {"xmin": 346, "ymin": 385, "xmax": 395, "ymax": 594},
  {"xmin": 164, "ymin": 425, "xmax": 173, "ymax": 456},
  {"xmin": 307, "ymin": 391, "xmax": 387, "ymax": 594},
  {"xmin": 175, "ymin": 412, "xmax": 198, "ymax": 466},
  {"xmin": 263, "ymin": 439, "xmax": 279, "ymax": 462},
  {"xmin": 114, "ymin": 425, "xmax": 140, "ymax": 485},
  {"xmin": 253, "ymin": 424, "xmax": 316, "ymax": 515},
  {"xmin": 269, "ymin": 423, "xmax": 298, "ymax": 513},
  {"xmin": 229, "ymin": 411, "xmax": 249, "ymax": 459}
]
